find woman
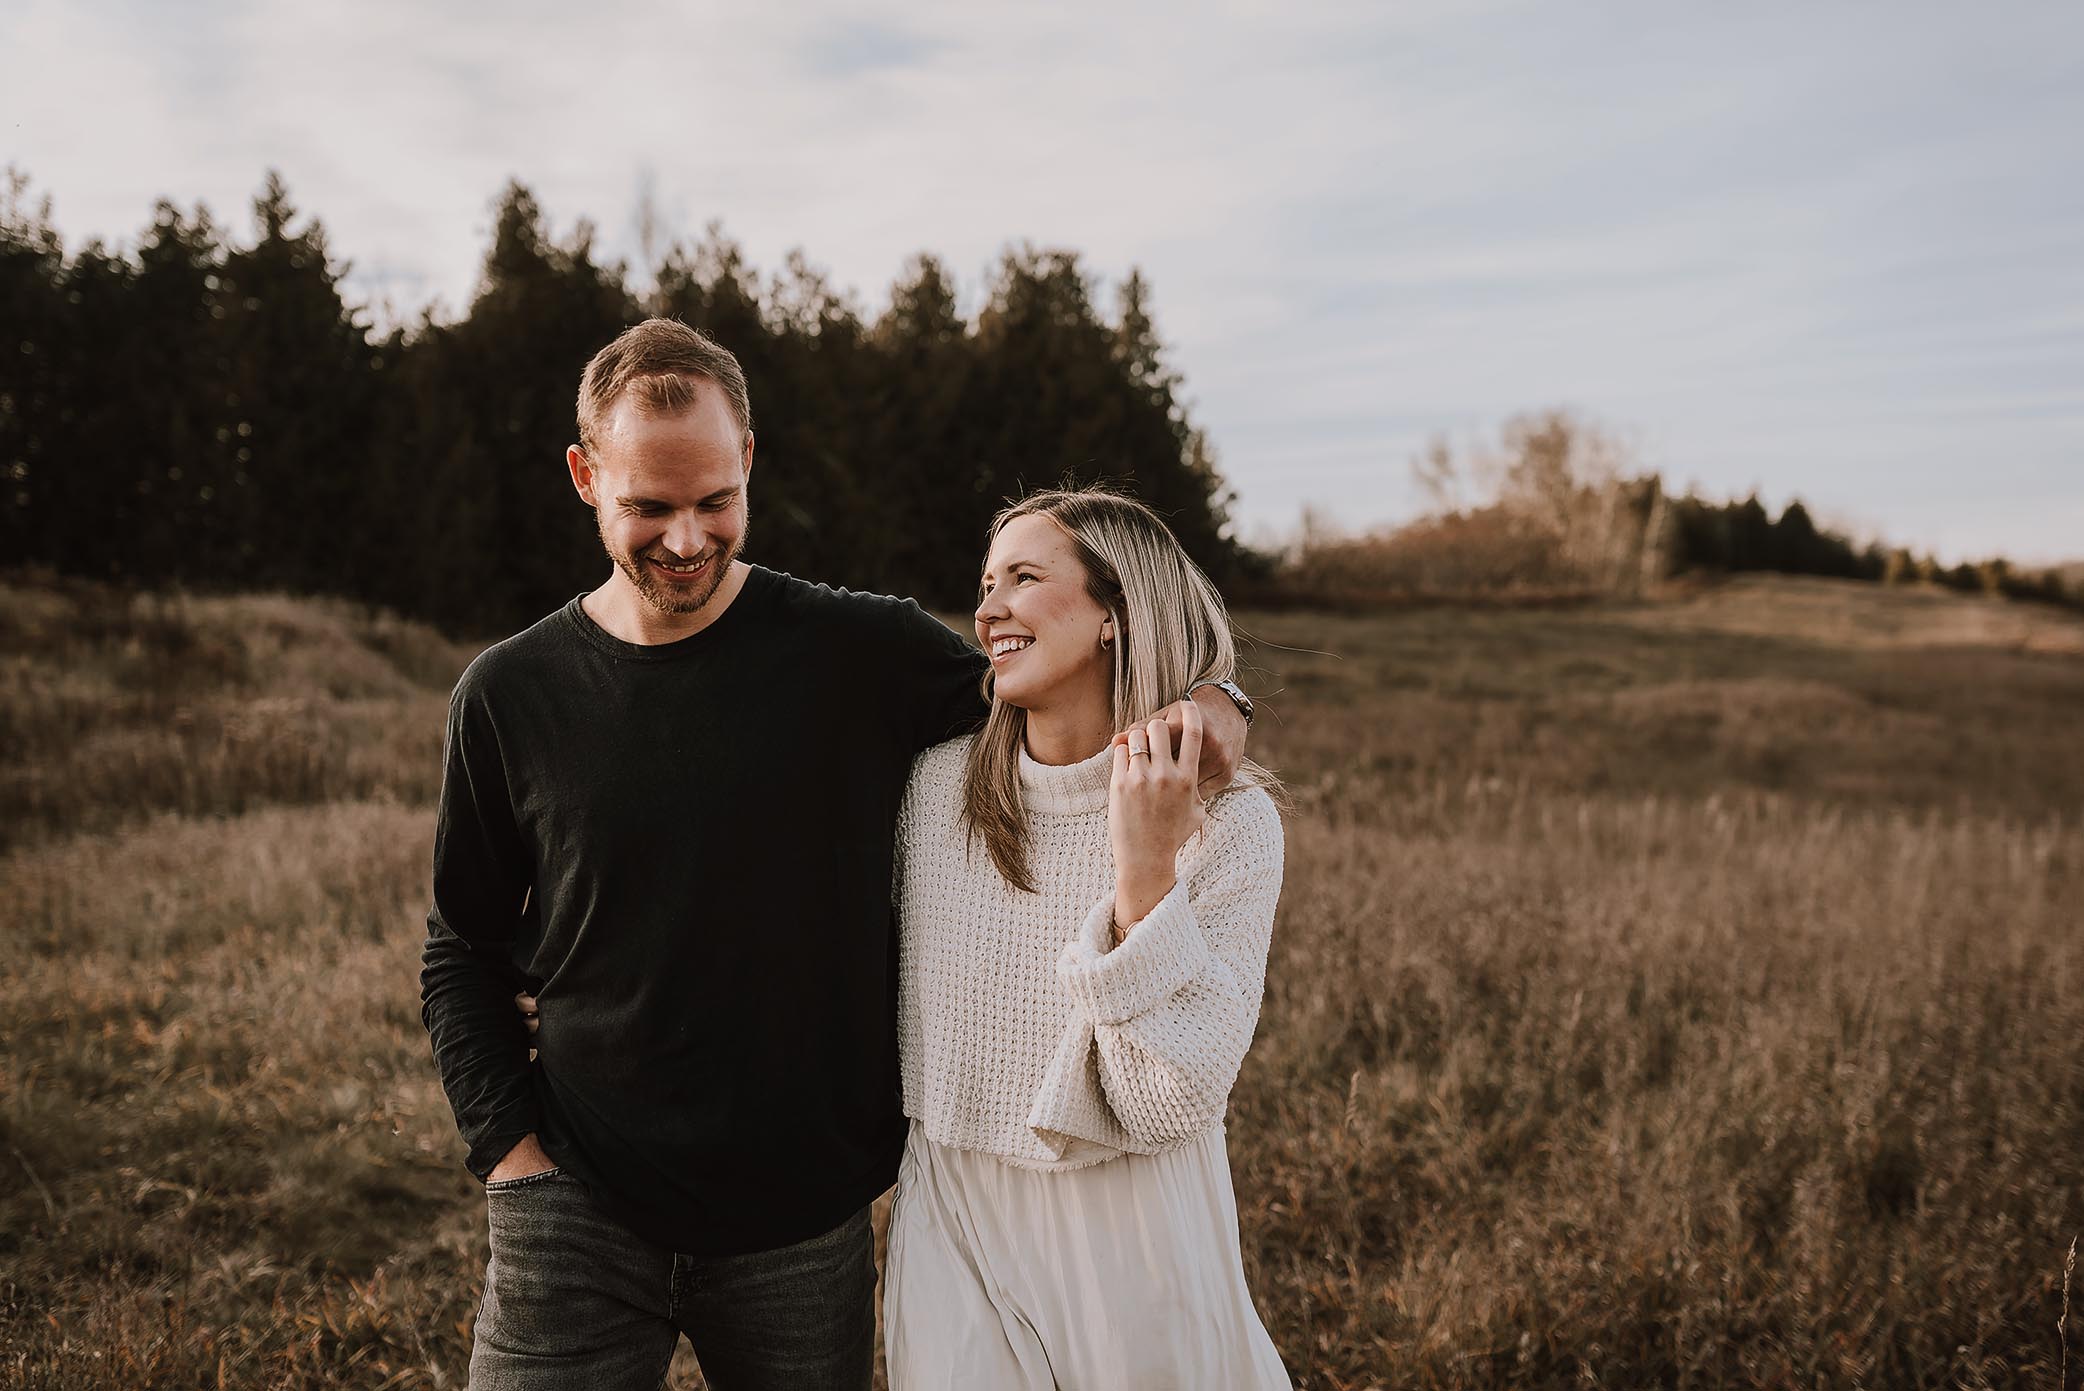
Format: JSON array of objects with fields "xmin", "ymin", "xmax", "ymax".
[{"xmin": 886, "ymin": 486, "xmax": 1288, "ymax": 1388}]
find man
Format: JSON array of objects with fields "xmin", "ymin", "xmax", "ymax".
[{"xmin": 421, "ymin": 318, "xmax": 1251, "ymax": 1389}]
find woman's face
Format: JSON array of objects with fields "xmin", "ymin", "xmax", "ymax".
[{"xmin": 974, "ymin": 513, "xmax": 1113, "ymax": 715}]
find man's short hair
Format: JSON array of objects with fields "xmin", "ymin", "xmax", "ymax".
[{"xmin": 576, "ymin": 318, "xmax": 752, "ymax": 455}]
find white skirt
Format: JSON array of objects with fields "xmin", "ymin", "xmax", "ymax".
[{"xmin": 885, "ymin": 1120, "xmax": 1291, "ymax": 1390}]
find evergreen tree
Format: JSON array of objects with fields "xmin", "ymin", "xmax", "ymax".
[
  {"xmin": 216, "ymin": 172, "xmax": 383, "ymax": 591},
  {"xmin": 966, "ymin": 250, "xmax": 1239, "ymax": 595},
  {"xmin": 0, "ymin": 170, "xmax": 67, "ymax": 569},
  {"xmin": 110, "ymin": 200, "xmax": 229, "ymax": 583},
  {"xmin": 407, "ymin": 182, "xmax": 636, "ymax": 627},
  {"xmin": 749, "ymin": 249, "xmax": 875, "ymax": 585},
  {"xmin": 871, "ymin": 254, "xmax": 979, "ymax": 604},
  {"xmin": 1727, "ymin": 495, "xmax": 1773, "ymax": 571},
  {"xmin": 1108, "ymin": 269, "xmax": 1238, "ymax": 581},
  {"xmin": 1770, "ymin": 500, "xmax": 1818, "ymax": 573},
  {"xmin": 40, "ymin": 240, "xmax": 138, "ymax": 578}
]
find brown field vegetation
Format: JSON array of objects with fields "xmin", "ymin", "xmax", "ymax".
[
  {"xmin": 1260, "ymin": 413, "xmax": 2080, "ymax": 616},
  {"xmin": 4, "ymin": 571, "xmax": 2081, "ymax": 1388}
]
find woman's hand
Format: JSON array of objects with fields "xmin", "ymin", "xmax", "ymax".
[
  {"xmin": 1109, "ymin": 702, "xmax": 1207, "ymax": 938},
  {"xmin": 1113, "ymin": 685, "xmax": 1248, "ymax": 798}
]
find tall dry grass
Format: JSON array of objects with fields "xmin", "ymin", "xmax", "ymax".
[
  {"xmin": 4, "ymin": 570, "xmax": 2082, "ymax": 1388},
  {"xmin": 1240, "ymin": 792, "xmax": 2079, "ymax": 1385},
  {"xmin": 0, "ymin": 575, "xmax": 469, "ymax": 849}
]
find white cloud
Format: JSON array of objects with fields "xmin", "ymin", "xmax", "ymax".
[{"xmin": 3, "ymin": 0, "xmax": 2079, "ymax": 562}]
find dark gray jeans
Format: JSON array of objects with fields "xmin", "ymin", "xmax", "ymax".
[{"xmin": 468, "ymin": 1168, "xmax": 876, "ymax": 1391}]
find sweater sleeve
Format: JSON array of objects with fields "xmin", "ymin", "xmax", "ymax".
[
  {"xmin": 419, "ymin": 671, "xmax": 542, "ymax": 1180},
  {"xmin": 1028, "ymin": 789, "xmax": 1283, "ymax": 1154}
]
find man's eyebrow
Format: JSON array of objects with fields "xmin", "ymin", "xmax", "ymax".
[{"xmin": 614, "ymin": 486, "xmax": 741, "ymax": 508}]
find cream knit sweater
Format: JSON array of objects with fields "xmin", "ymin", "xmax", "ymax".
[{"xmin": 895, "ymin": 734, "xmax": 1284, "ymax": 1170}]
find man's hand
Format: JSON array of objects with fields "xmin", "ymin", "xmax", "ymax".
[
  {"xmin": 490, "ymin": 994, "xmax": 551, "ymax": 1180},
  {"xmin": 486, "ymin": 1132, "xmax": 557, "ymax": 1185},
  {"xmin": 1116, "ymin": 685, "xmax": 1249, "ymax": 798}
]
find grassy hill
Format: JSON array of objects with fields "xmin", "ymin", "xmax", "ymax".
[{"xmin": 4, "ymin": 571, "xmax": 2081, "ymax": 1388}]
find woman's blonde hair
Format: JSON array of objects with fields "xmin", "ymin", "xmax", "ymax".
[{"xmin": 960, "ymin": 485, "xmax": 1272, "ymax": 892}]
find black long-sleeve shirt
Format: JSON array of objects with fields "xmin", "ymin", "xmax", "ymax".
[{"xmin": 420, "ymin": 566, "xmax": 985, "ymax": 1256}]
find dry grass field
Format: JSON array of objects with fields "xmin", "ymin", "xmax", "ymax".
[{"xmin": 3, "ymin": 571, "xmax": 2081, "ymax": 1389}]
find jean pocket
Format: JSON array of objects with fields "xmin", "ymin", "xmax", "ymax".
[{"xmin": 484, "ymin": 1166, "xmax": 565, "ymax": 1194}]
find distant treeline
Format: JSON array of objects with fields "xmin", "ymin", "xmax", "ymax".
[
  {"xmin": 5, "ymin": 171, "xmax": 2068, "ymax": 627},
  {"xmin": 0, "ymin": 170, "xmax": 1244, "ymax": 631},
  {"xmin": 1670, "ymin": 491, "xmax": 2072, "ymax": 602},
  {"xmin": 1273, "ymin": 412, "xmax": 2078, "ymax": 609}
]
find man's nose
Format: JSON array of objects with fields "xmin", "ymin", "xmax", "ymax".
[{"xmin": 662, "ymin": 512, "xmax": 705, "ymax": 557}]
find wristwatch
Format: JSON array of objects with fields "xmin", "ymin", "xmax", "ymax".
[{"xmin": 1188, "ymin": 678, "xmax": 1255, "ymax": 727}]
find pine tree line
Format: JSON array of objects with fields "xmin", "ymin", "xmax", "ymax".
[
  {"xmin": 1, "ymin": 170, "xmax": 1246, "ymax": 632},
  {"xmin": 1668, "ymin": 493, "xmax": 2070, "ymax": 604}
]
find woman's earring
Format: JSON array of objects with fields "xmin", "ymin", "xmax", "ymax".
[{"xmin": 1100, "ymin": 625, "xmax": 1113, "ymax": 649}]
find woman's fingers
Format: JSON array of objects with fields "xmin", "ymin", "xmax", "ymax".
[
  {"xmin": 1177, "ymin": 698, "xmax": 1204, "ymax": 777},
  {"xmin": 515, "ymin": 991, "xmax": 540, "ymax": 1036},
  {"xmin": 1145, "ymin": 715, "xmax": 1174, "ymax": 772}
]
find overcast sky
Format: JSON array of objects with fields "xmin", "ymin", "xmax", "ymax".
[{"xmin": 6, "ymin": 0, "xmax": 2080, "ymax": 562}]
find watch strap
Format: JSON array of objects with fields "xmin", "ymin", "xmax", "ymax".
[{"xmin": 1188, "ymin": 678, "xmax": 1254, "ymax": 726}]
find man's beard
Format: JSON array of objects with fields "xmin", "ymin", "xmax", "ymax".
[{"xmin": 605, "ymin": 511, "xmax": 749, "ymax": 617}]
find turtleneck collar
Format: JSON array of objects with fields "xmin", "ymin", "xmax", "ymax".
[{"xmin": 1018, "ymin": 741, "xmax": 1113, "ymax": 816}]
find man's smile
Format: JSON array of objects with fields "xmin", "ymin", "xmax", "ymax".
[{"xmin": 646, "ymin": 554, "xmax": 713, "ymax": 581}]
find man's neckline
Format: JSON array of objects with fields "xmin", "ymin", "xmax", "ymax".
[{"xmin": 563, "ymin": 565, "xmax": 773, "ymax": 662}]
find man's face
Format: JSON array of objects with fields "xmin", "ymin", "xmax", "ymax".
[{"xmin": 568, "ymin": 381, "xmax": 752, "ymax": 618}]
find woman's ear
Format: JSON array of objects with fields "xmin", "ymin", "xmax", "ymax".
[{"xmin": 1099, "ymin": 618, "xmax": 1114, "ymax": 649}]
